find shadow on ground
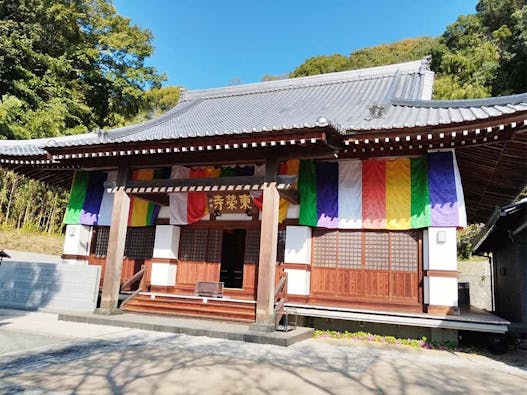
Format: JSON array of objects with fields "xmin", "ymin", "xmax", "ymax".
[{"xmin": 0, "ymin": 332, "xmax": 525, "ymax": 394}]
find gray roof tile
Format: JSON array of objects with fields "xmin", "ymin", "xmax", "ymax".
[{"xmin": 1, "ymin": 57, "xmax": 526, "ymax": 157}]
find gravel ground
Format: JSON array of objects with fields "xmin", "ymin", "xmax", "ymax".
[{"xmin": 0, "ymin": 310, "xmax": 526, "ymax": 394}]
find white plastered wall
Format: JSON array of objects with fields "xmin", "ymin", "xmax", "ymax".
[
  {"xmin": 62, "ymin": 224, "xmax": 92, "ymax": 264},
  {"xmin": 150, "ymin": 225, "xmax": 181, "ymax": 287},
  {"xmin": 424, "ymin": 227, "xmax": 459, "ymax": 307},
  {"xmin": 284, "ymin": 268, "xmax": 310, "ymax": 295},
  {"xmin": 284, "ymin": 226, "xmax": 312, "ymax": 295}
]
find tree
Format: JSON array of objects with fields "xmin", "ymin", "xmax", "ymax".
[
  {"xmin": 123, "ymin": 86, "xmax": 182, "ymax": 125},
  {"xmin": 432, "ymin": 0, "xmax": 526, "ymax": 99},
  {"xmin": 347, "ymin": 37, "xmax": 438, "ymax": 70},
  {"xmin": 0, "ymin": 0, "xmax": 165, "ymax": 139},
  {"xmin": 290, "ymin": 38, "xmax": 437, "ymax": 79},
  {"xmin": 290, "ymin": 54, "xmax": 351, "ymax": 78}
]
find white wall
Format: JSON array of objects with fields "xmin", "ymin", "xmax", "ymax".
[
  {"xmin": 284, "ymin": 226, "xmax": 311, "ymax": 264},
  {"xmin": 285, "ymin": 268, "xmax": 310, "ymax": 295},
  {"xmin": 62, "ymin": 225, "xmax": 92, "ymax": 259},
  {"xmin": 153, "ymin": 225, "xmax": 180, "ymax": 259},
  {"xmin": 150, "ymin": 225, "xmax": 180, "ymax": 286},
  {"xmin": 428, "ymin": 277, "xmax": 458, "ymax": 307},
  {"xmin": 150, "ymin": 262, "xmax": 177, "ymax": 286},
  {"xmin": 427, "ymin": 227, "xmax": 457, "ymax": 271},
  {"xmin": 424, "ymin": 227, "xmax": 459, "ymax": 308}
]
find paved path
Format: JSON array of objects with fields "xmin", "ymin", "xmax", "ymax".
[
  {"xmin": 0, "ymin": 309, "xmax": 526, "ymax": 394},
  {"xmin": 2, "ymin": 250, "xmax": 61, "ymax": 264}
]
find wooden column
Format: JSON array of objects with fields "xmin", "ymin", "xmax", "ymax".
[
  {"xmin": 251, "ymin": 156, "xmax": 280, "ymax": 331},
  {"xmin": 98, "ymin": 167, "xmax": 130, "ymax": 313}
]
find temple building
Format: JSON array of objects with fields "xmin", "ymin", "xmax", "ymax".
[{"xmin": 1, "ymin": 58, "xmax": 525, "ymax": 337}]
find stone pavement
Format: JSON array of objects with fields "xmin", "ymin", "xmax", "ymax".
[{"xmin": 1, "ymin": 308, "xmax": 526, "ymax": 394}]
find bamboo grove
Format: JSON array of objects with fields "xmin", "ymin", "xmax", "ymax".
[{"xmin": 0, "ymin": 168, "xmax": 68, "ymax": 233}]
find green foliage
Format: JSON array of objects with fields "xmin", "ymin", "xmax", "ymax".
[
  {"xmin": 290, "ymin": 54, "xmax": 351, "ymax": 78},
  {"xmin": 313, "ymin": 330, "xmax": 461, "ymax": 351},
  {"xmin": 348, "ymin": 37, "xmax": 438, "ymax": 70},
  {"xmin": 0, "ymin": 0, "xmax": 165, "ymax": 139},
  {"xmin": 457, "ymin": 224, "xmax": 485, "ymax": 260},
  {"xmin": 290, "ymin": 38, "xmax": 437, "ymax": 79},
  {"xmin": 0, "ymin": 168, "xmax": 68, "ymax": 234},
  {"xmin": 432, "ymin": 0, "xmax": 527, "ymax": 99},
  {"xmin": 116, "ymin": 86, "xmax": 182, "ymax": 126},
  {"xmin": 291, "ymin": 1, "xmax": 526, "ymax": 100}
]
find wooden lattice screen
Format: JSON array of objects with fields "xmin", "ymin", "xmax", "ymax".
[
  {"xmin": 206, "ymin": 230, "xmax": 223, "ymax": 263},
  {"xmin": 93, "ymin": 226, "xmax": 156, "ymax": 260},
  {"xmin": 244, "ymin": 229, "xmax": 260, "ymax": 264},
  {"xmin": 179, "ymin": 228, "xmax": 208, "ymax": 261},
  {"xmin": 389, "ymin": 231, "xmax": 418, "ymax": 272},
  {"xmin": 312, "ymin": 229, "xmax": 418, "ymax": 271},
  {"xmin": 364, "ymin": 232, "xmax": 390, "ymax": 270}
]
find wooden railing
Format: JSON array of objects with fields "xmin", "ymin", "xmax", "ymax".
[
  {"xmin": 120, "ymin": 265, "xmax": 146, "ymax": 309},
  {"xmin": 273, "ymin": 270, "xmax": 288, "ymax": 326}
]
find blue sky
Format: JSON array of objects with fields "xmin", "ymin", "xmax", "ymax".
[{"xmin": 114, "ymin": 0, "xmax": 479, "ymax": 90}]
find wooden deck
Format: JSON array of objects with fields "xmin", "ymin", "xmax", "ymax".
[{"xmin": 287, "ymin": 303, "xmax": 510, "ymax": 333}]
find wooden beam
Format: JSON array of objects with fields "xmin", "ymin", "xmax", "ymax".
[
  {"xmin": 278, "ymin": 188, "xmax": 299, "ymax": 205},
  {"xmin": 98, "ymin": 165, "xmax": 130, "ymax": 313},
  {"xmin": 264, "ymin": 155, "xmax": 278, "ymax": 182},
  {"xmin": 131, "ymin": 193, "xmax": 170, "ymax": 206},
  {"xmin": 121, "ymin": 175, "xmax": 297, "ymax": 190},
  {"xmin": 252, "ymin": 182, "xmax": 280, "ymax": 330}
]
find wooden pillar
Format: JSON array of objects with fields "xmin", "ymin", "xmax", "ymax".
[
  {"xmin": 98, "ymin": 167, "xmax": 130, "ymax": 313},
  {"xmin": 251, "ymin": 156, "xmax": 280, "ymax": 331}
]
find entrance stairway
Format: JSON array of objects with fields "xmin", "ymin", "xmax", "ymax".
[{"xmin": 122, "ymin": 293, "xmax": 256, "ymax": 323}]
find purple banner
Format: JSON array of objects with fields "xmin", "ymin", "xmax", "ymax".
[
  {"xmin": 80, "ymin": 172, "xmax": 107, "ymax": 225},
  {"xmin": 316, "ymin": 162, "xmax": 339, "ymax": 228},
  {"xmin": 427, "ymin": 152, "xmax": 459, "ymax": 226}
]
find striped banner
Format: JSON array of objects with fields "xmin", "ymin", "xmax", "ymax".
[
  {"xmin": 298, "ymin": 151, "xmax": 466, "ymax": 230},
  {"xmin": 64, "ymin": 171, "xmax": 107, "ymax": 226},
  {"xmin": 65, "ymin": 169, "xmax": 169, "ymax": 227}
]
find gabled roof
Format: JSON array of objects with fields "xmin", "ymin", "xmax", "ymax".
[
  {"xmin": 1, "ymin": 56, "xmax": 527, "ymax": 158},
  {"xmin": 473, "ymin": 198, "xmax": 527, "ymax": 254},
  {"xmin": 0, "ymin": 58, "xmax": 434, "ymax": 156}
]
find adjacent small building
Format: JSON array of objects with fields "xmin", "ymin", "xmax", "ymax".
[
  {"xmin": 1, "ymin": 57, "xmax": 525, "ymax": 338},
  {"xmin": 473, "ymin": 199, "xmax": 527, "ymax": 336}
]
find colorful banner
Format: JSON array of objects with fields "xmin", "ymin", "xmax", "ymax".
[
  {"xmin": 64, "ymin": 169, "xmax": 168, "ymax": 227},
  {"xmin": 298, "ymin": 151, "xmax": 466, "ymax": 230},
  {"xmin": 128, "ymin": 169, "xmax": 161, "ymax": 227},
  {"xmin": 169, "ymin": 164, "xmax": 291, "ymax": 225}
]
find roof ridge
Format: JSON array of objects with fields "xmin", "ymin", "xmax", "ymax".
[
  {"xmin": 391, "ymin": 92, "xmax": 527, "ymax": 108},
  {"xmin": 181, "ymin": 57, "xmax": 430, "ymax": 102}
]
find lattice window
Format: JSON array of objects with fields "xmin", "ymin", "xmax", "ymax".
[
  {"xmin": 206, "ymin": 229, "xmax": 223, "ymax": 263},
  {"xmin": 244, "ymin": 229, "xmax": 260, "ymax": 264},
  {"xmin": 276, "ymin": 228, "xmax": 286, "ymax": 264},
  {"xmin": 179, "ymin": 228, "xmax": 208, "ymax": 261},
  {"xmin": 337, "ymin": 231, "xmax": 362, "ymax": 269},
  {"xmin": 312, "ymin": 229, "xmax": 338, "ymax": 267},
  {"xmin": 93, "ymin": 226, "xmax": 110, "ymax": 257},
  {"xmin": 124, "ymin": 226, "xmax": 156, "ymax": 260},
  {"xmin": 364, "ymin": 232, "xmax": 389, "ymax": 270},
  {"xmin": 390, "ymin": 231, "xmax": 418, "ymax": 272}
]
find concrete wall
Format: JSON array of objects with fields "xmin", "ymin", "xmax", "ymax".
[
  {"xmin": 458, "ymin": 260, "xmax": 492, "ymax": 311},
  {"xmin": 0, "ymin": 261, "xmax": 100, "ymax": 312}
]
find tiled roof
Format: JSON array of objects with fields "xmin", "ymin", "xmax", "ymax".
[{"xmin": 1, "ymin": 56, "xmax": 526, "ymax": 157}]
